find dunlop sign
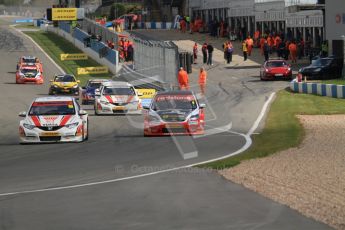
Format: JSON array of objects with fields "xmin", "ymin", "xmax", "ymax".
[
  {"xmin": 60, "ymin": 53, "xmax": 88, "ymax": 61},
  {"xmin": 52, "ymin": 8, "xmax": 77, "ymax": 21},
  {"xmin": 136, "ymin": 89, "xmax": 156, "ymax": 99},
  {"xmin": 77, "ymin": 67, "xmax": 108, "ymax": 75}
]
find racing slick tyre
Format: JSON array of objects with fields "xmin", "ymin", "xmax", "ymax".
[
  {"xmin": 94, "ymin": 106, "xmax": 100, "ymax": 116},
  {"xmin": 84, "ymin": 119, "xmax": 89, "ymax": 141}
]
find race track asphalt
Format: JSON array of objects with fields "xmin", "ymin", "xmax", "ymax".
[{"xmin": 0, "ymin": 18, "xmax": 331, "ymax": 229}]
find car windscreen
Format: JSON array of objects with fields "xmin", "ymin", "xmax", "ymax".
[
  {"xmin": 266, "ymin": 61, "xmax": 287, "ymax": 67},
  {"xmin": 103, "ymin": 87, "xmax": 135, "ymax": 95},
  {"xmin": 152, "ymin": 95, "xmax": 198, "ymax": 110},
  {"xmin": 21, "ymin": 68, "xmax": 38, "ymax": 75},
  {"xmin": 22, "ymin": 58, "xmax": 36, "ymax": 64},
  {"xmin": 55, "ymin": 75, "xmax": 76, "ymax": 82},
  {"xmin": 29, "ymin": 101, "xmax": 75, "ymax": 116},
  {"xmin": 312, "ymin": 59, "xmax": 332, "ymax": 67},
  {"xmin": 87, "ymin": 82, "xmax": 103, "ymax": 88}
]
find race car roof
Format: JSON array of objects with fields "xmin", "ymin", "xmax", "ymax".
[
  {"xmin": 22, "ymin": 56, "xmax": 36, "ymax": 60},
  {"xmin": 20, "ymin": 65, "xmax": 38, "ymax": 69},
  {"xmin": 34, "ymin": 97, "xmax": 74, "ymax": 102},
  {"xmin": 55, "ymin": 74, "xmax": 75, "ymax": 78},
  {"xmin": 102, "ymin": 81, "xmax": 133, "ymax": 87},
  {"xmin": 88, "ymin": 78, "xmax": 111, "ymax": 83}
]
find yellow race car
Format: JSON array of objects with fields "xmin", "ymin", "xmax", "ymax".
[{"xmin": 49, "ymin": 74, "xmax": 80, "ymax": 95}]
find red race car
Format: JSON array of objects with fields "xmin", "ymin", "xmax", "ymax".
[
  {"xmin": 143, "ymin": 90, "xmax": 205, "ymax": 136},
  {"xmin": 16, "ymin": 63, "xmax": 43, "ymax": 84},
  {"xmin": 17, "ymin": 56, "xmax": 43, "ymax": 73},
  {"xmin": 260, "ymin": 59, "xmax": 292, "ymax": 80}
]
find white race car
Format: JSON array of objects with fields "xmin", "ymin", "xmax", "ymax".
[
  {"xmin": 94, "ymin": 81, "xmax": 142, "ymax": 115},
  {"xmin": 19, "ymin": 96, "xmax": 88, "ymax": 143}
]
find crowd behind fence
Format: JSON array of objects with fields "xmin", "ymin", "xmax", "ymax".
[
  {"xmin": 58, "ymin": 21, "xmax": 117, "ymax": 65},
  {"xmin": 80, "ymin": 18, "xmax": 118, "ymax": 47},
  {"xmin": 76, "ymin": 18, "xmax": 179, "ymax": 87}
]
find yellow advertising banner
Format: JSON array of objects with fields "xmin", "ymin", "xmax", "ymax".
[
  {"xmin": 60, "ymin": 53, "xmax": 88, "ymax": 61},
  {"xmin": 52, "ymin": 8, "xmax": 77, "ymax": 21},
  {"xmin": 77, "ymin": 66, "xmax": 108, "ymax": 75},
  {"xmin": 136, "ymin": 89, "xmax": 156, "ymax": 99}
]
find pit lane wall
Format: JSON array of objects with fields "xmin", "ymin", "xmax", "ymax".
[
  {"xmin": 135, "ymin": 22, "xmax": 174, "ymax": 29},
  {"xmin": 290, "ymin": 79, "xmax": 345, "ymax": 98},
  {"xmin": 42, "ymin": 24, "xmax": 119, "ymax": 74}
]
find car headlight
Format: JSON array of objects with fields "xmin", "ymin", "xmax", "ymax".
[
  {"xmin": 315, "ymin": 68, "xmax": 322, "ymax": 72},
  {"xmin": 53, "ymin": 84, "xmax": 59, "ymax": 88},
  {"xmin": 189, "ymin": 114, "xmax": 199, "ymax": 124},
  {"xmin": 23, "ymin": 123, "xmax": 36, "ymax": 130},
  {"xmin": 148, "ymin": 115, "xmax": 160, "ymax": 123},
  {"xmin": 73, "ymin": 85, "xmax": 78, "ymax": 88},
  {"xmin": 298, "ymin": 68, "xmax": 302, "ymax": 72},
  {"xmin": 19, "ymin": 72, "xmax": 25, "ymax": 76},
  {"xmin": 65, "ymin": 122, "xmax": 79, "ymax": 129},
  {"xmin": 287, "ymin": 67, "xmax": 291, "ymax": 71},
  {"xmin": 189, "ymin": 114, "xmax": 199, "ymax": 121},
  {"xmin": 100, "ymin": 100, "xmax": 110, "ymax": 105}
]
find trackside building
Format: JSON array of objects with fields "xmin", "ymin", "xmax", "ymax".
[{"xmin": 325, "ymin": 0, "xmax": 345, "ymax": 76}]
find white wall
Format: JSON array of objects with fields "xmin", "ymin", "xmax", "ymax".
[{"xmin": 325, "ymin": 0, "xmax": 345, "ymax": 41}]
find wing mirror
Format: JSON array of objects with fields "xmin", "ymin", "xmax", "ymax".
[
  {"xmin": 199, "ymin": 103, "xmax": 206, "ymax": 109},
  {"xmin": 49, "ymin": 80, "xmax": 53, "ymax": 82},
  {"xmin": 95, "ymin": 89, "xmax": 101, "ymax": 96},
  {"xmin": 77, "ymin": 80, "xmax": 81, "ymax": 83},
  {"xmin": 142, "ymin": 105, "xmax": 150, "ymax": 110},
  {"xmin": 18, "ymin": 111, "xmax": 27, "ymax": 117},
  {"xmin": 79, "ymin": 110, "xmax": 88, "ymax": 116}
]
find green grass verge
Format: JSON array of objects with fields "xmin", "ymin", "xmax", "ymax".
[
  {"xmin": 24, "ymin": 31, "xmax": 112, "ymax": 86},
  {"xmin": 320, "ymin": 79, "xmax": 345, "ymax": 85},
  {"xmin": 201, "ymin": 89, "xmax": 345, "ymax": 169}
]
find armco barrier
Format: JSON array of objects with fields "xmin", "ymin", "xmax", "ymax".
[
  {"xmin": 46, "ymin": 25, "xmax": 119, "ymax": 74},
  {"xmin": 58, "ymin": 21, "xmax": 71, "ymax": 33},
  {"xmin": 290, "ymin": 79, "xmax": 345, "ymax": 99}
]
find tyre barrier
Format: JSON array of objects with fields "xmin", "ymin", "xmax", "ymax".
[{"xmin": 290, "ymin": 79, "xmax": 345, "ymax": 99}]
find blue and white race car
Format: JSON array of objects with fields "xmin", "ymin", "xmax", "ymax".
[{"xmin": 81, "ymin": 79, "xmax": 111, "ymax": 104}]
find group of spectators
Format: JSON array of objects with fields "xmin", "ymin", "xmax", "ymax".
[
  {"xmin": 250, "ymin": 31, "xmax": 327, "ymax": 63},
  {"xmin": 117, "ymin": 38, "xmax": 134, "ymax": 62}
]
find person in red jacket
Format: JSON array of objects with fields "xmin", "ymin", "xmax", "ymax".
[
  {"xmin": 178, "ymin": 67, "xmax": 189, "ymax": 90},
  {"xmin": 193, "ymin": 43, "xmax": 198, "ymax": 64}
]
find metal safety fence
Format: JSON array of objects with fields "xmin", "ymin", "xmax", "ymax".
[
  {"xmin": 132, "ymin": 36, "xmax": 179, "ymax": 87},
  {"xmin": 75, "ymin": 18, "xmax": 180, "ymax": 87},
  {"xmin": 58, "ymin": 21, "xmax": 117, "ymax": 65},
  {"xmin": 79, "ymin": 18, "xmax": 118, "ymax": 46}
]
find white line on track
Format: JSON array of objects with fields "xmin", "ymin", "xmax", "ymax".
[
  {"xmin": 0, "ymin": 92, "xmax": 275, "ymax": 197},
  {"xmin": 0, "ymin": 26, "xmax": 277, "ymax": 196},
  {"xmin": 194, "ymin": 123, "xmax": 232, "ymax": 139}
]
